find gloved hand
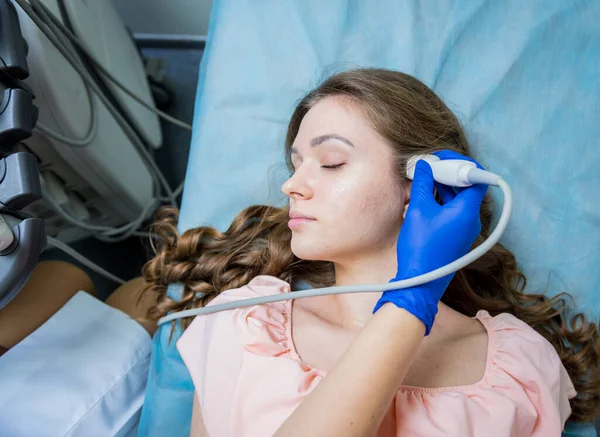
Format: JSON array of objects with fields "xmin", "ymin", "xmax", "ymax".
[{"xmin": 373, "ymin": 150, "xmax": 489, "ymax": 335}]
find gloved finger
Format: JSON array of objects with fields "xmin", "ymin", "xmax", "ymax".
[
  {"xmin": 410, "ymin": 160, "xmax": 436, "ymax": 205},
  {"xmin": 453, "ymin": 180, "xmax": 489, "ymax": 210},
  {"xmin": 432, "ymin": 150, "xmax": 485, "ymax": 170},
  {"xmin": 434, "ymin": 182, "xmax": 456, "ymax": 205}
]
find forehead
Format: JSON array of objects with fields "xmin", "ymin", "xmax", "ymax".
[
  {"xmin": 293, "ymin": 97, "xmax": 394, "ymax": 161},
  {"xmin": 296, "ymin": 96, "xmax": 374, "ymax": 141}
]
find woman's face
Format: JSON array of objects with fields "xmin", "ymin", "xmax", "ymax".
[{"xmin": 282, "ymin": 96, "xmax": 409, "ymax": 263}]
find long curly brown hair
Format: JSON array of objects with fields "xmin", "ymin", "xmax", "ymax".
[{"xmin": 142, "ymin": 68, "xmax": 600, "ymax": 422}]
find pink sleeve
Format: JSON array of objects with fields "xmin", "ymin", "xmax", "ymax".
[
  {"xmin": 479, "ymin": 311, "xmax": 577, "ymax": 435},
  {"xmin": 176, "ymin": 275, "xmax": 293, "ymax": 437}
]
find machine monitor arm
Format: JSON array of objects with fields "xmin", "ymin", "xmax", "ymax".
[{"xmin": 0, "ymin": 0, "xmax": 46, "ymax": 310}]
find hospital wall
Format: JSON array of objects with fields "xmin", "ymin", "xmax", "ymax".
[{"xmin": 110, "ymin": 0, "xmax": 212, "ymax": 36}]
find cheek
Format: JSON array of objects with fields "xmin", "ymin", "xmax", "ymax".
[
  {"xmin": 338, "ymin": 177, "xmax": 403, "ymax": 220},
  {"xmin": 290, "ymin": 167, "xmax": 406, "ymax": 260}
]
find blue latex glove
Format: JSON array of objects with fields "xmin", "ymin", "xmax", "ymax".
[{"xmin": 373, "ymin": 150, "xmax": 489, "ymax": 335}]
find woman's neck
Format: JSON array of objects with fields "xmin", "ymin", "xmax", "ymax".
[
  {"xmin": 329, "ymin": 252, "xmax": 397, "ymax": 329},
  {"xmin": 327, "ymin": 251, "xmax": 456, "ymax": 331}
]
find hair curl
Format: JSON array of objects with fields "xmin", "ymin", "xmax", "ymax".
[{"xmin": 142, "ymin": 68, "xmax": 600, "ymax": 422}]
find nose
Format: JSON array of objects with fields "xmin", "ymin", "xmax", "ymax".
[{"xmin": 282, "ymin": 168, "xmax": 313, "ymax": 201}]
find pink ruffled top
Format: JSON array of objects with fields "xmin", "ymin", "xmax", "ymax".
[{"xmin": 177, "ymin": 276, "xmax": 577, "ymax": 437}]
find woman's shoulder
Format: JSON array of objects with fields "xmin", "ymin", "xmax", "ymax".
[
  {"xmin": 204, "ymin": 275, "xmax": 293, "ymax": 315},
  {"xmin": 177, "ymin": 275, "xmax": 294, "ymax": 349},
  {"xmin": 398, "ymin": 310, "xmax": 578, "ymax": 435},
  {"xmin": 180, "ymin": 275, "xmax": 294, "ymax": 350},
  {"xmin": 476, "ymin": 309, "xmax": 566, "ymax": 370},
  {"xmin": 474, "ymin": 310, "xmax": 577, "ymax": 413},
  {"xmin": 212, "ymin": 275, "xmax": 292, "ymax": 300},
  {"xmin": 175, "ymin": 275, "xmax": 295, "ymax": 392},
  {"xmin": 476, "ymin": 309, "xmax": 558, "ymax": 353}
]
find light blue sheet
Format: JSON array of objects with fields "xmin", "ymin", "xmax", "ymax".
[{"xmin": 138, "ymin": 1, "xmax": 600, "ymax": 436}]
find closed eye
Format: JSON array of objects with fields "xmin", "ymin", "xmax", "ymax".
[{"xmin": 321, "ymin": 163, "xmax": 344, "ymax": 170}]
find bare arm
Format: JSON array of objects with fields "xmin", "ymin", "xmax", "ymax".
[
  {"xmin": 189, "ymin": 391, "xmax": 210, "ymax": 437},
  {"xmin": 273, "ymin": 303, "xmax": 425, "ymax": 437}
]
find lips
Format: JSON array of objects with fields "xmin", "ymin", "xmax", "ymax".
[
  {"xmin": 288, "ymin": 211, "xmax": 316, "ymax": 230},
  {"xmin": 289, "ymin": 211, "xmax": 315, "ymax": 220}
]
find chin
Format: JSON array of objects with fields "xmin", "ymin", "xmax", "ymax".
[{"xmin": 290, "ymin": 236, "xmax": 332, "ymax": 261}]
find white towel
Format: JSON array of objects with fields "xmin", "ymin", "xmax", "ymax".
[{"xmin": 0, "ymin": 291, "xmax": 151, "ymax": 437}]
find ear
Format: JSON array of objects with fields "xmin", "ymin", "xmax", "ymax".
[
  {"xmin": 402, "ymin": 202, "xmax": 409, "ymax": 219},
  {"xmin": 401, "ymin": 181, "xmax": 412, "ymax": 219}
]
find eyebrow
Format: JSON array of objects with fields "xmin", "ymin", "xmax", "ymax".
[{"xmin": 291, "ymin": 133, "xmax": 355, "ymax": 155}]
